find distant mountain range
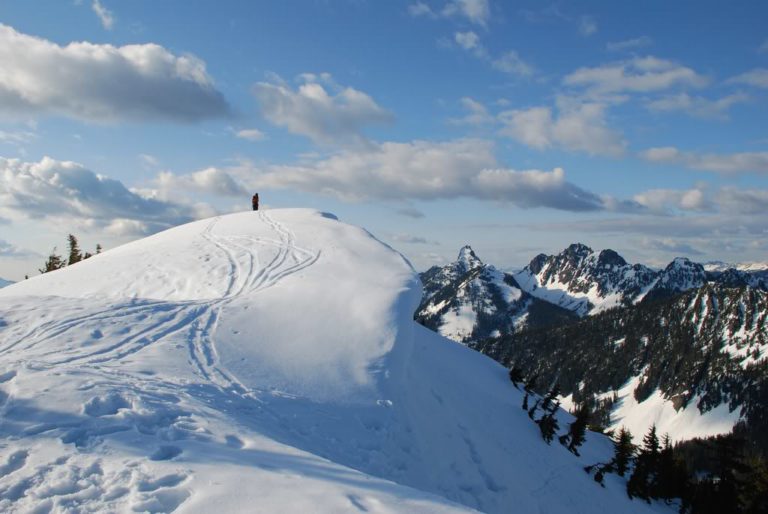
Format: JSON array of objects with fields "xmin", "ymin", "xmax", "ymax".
[
  {"xmin": 416, "ymin": 244, "xmax": 768, "ymax": 448},
  {"xmin": 418, "ymin": 244, "xmax": 768, "ymax": 343}
]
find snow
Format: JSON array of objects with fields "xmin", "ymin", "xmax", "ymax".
[
  {"xmin": 438, "ymin": 303, "xmax": 477, "ymax": 342},
  {"xmin": 0, "ymin": 209, "xmax": 668, "ymax": 513},
  {"xmin": 608, "ymin": 375, "xmax": 742, "ymax": 443}
]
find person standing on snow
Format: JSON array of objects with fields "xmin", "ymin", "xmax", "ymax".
[{"xmin": 252, "ymin": 193, "xmax": 259, "ymax": 211}]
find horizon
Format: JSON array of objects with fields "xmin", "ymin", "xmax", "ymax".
[{"xmin": 1, "ymin": 0, "xmax": 767, "ymax": 280}]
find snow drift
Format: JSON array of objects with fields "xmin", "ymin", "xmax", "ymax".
[{"xmin": 0, "ymin": 209, "xmax": 667, "ymax": 513}]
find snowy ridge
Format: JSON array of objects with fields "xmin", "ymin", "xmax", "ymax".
[
  {"xmin": 0, "ymin": 210, "xmax": 661, "ymax": 513},
  {"xmin": 514, "ymin": 245, "xmax": 766, "ymax": 316}
]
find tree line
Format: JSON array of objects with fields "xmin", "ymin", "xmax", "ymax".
[
  {"xmin": 508, "ymin": 365, "xmax": 768, "ymax": 513},
  {"xmin": 38, "ymin": 234, "xmax": 102, "ymax": 274}
]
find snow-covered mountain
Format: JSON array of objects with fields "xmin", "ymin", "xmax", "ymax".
[
  {"xmin": 475, "ymin": 283, "xmax": 768, "ymax": 447},
  {"xmin": 0, "ymin": 278, "xmax": 13, "ymax": 289},
  {"xmin": 0, "ymin": 210, "xmax": 662, "ymax": 513},
  {"xmin": 417, "ymin": 246, "xmax": 576, "ymax": 343},
  {"xmin": 513, "ymin": 244, "xmax": 659, "ymax": 316},
  {"xmin": 513, "ymin": 245, "xmax": 766, "ymax": 316}
]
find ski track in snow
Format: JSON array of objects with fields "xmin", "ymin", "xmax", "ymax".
[
  {"xmin": 1, "ymin": 212, "xmax": 318, "ymax": 381},
  {"xmin": 0, "ymin": 212, "xmax": 323, "ymax": 513}
]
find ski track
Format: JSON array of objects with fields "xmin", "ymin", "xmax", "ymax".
[{"xmin": 0, "ymin": 210, "xmax": 320, "ymax": 395}]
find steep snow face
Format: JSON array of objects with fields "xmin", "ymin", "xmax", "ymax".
[
  {"xmin": 514, "ymin": 244, "xmax": 658, "ymax": 316},
  {"xmin": 0, "ymin": 210, "xmax": 665, "ymax": 514}
]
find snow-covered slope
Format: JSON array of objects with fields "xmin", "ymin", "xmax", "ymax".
[
  {"xmin": 417, "ymin": 247, "xmax": 576, "ymax": 343},
  {"xmin": 0, "ymin": 278, "xmax": 13, "ymax": 289},
  {"xmin": 0, "ymin": 210, "xmax": 665, "ymax": 513}
]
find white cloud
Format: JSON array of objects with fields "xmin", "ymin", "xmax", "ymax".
[
  {"xmin": 640, "ymin": 146, "xmax": 768, "ymax": 174},
  {"xmin": 408, "ymin": 2, "xmax": 434, "ymax": 17},
  {"xmin": 759, "ymin": 39, "xmax": 768, "ymax": 54},
  {"xmin": 606, "ymin": 36, "xmax": 653, "ymax": 52},
  {"xmin": 235, "ymin": 128, "xmax": 266, "ymax": 142},
  {"xmin": 91, "ymin": 0, "xmax": 115, "ymax": 30},
  {"xmin": 633, "ymin": 187, "xmax": 711, "ymax": 213},
  {"xmin": 578, "ymin": 16, "xmax": 597, "ymax": 36},
  {"xmin": 645, "ymin": 92, "xmax": 749, "ymax": 120},
  {"xmin": 0, "ymin": 24, "xmax": 229, "ymax": 123},
  {"xmin": 564, "ymin": 56, "xmax": 708, "ymax": 94},
  {"xmin": 138, "ymin": 153, "xmax": 159, "ymax": 168},
  {"xmin": 409, "ymin": 0, "xmax": 489, "ymax": 26},
  {"xmin": 492, "ymin": 51, "xmax": 534, "ymax": 77},
  {"xmin": 727, "ymin": 68, "xmax": 768, "ymax": 88},
  {"xmin": 452, "ymin": 32, "xmax": 534, "ymax": 77},
  {"xmin": 443, "ymin": 0, "xmax": 490, "ymax": 26},
  {"xmin": 498, "ymin": 100, "xmax": 626, "ymax": 156},
  {"xmin": 454, "ymin": 31, "xmax": 483, "ymax": 53},
  {"xmin": 229, "ymin": 139, "xmax": 608, "ymax": 211},
  {"xmin": 390, "ymin": 234, "xmax": 438, "ymax": 245},
  {"xmin": 449, "ymin": 97, "xmax": 493, "ymax": 125},
  {"xmin": 155, "ymin": 167, "xmax": 248, "ymax": 198},
  {"xmin": 252, "ymin": 74, "xmax": 392, "ymax": 146},
  {"xmin": 0, "ymin": 156, "xmax": 202, "ymax": 235}
]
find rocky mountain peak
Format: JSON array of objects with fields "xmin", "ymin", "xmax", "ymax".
[{"xmin": 456, "ymin": 245, "xmax": 483, "ymax": 273}]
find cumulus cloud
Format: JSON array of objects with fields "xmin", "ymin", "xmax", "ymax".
[
  {"xmin": 155, "ymin": 167, "xmax": 249, "ymax": 197},
  {"xmin": 252, "ymin": 74, "xmax": 392, "ymax": 146},
  {"xmin": 564, "ymin": 56, "xmax": 708, "ymax": 94},
  {"xmin": 606, "ymin": 36, "xmax": 653, "ymax": 52},
  {"xmin": 91, "ymin": 0, "xmax": 115, "ymax": 30},
  {"xmin": 498, "ymin": 100, "xmax": 625, "ymax": 156},
  {"xmin": 229, "ymin": 139, "xmax": 608, "ymax": 211},
  {"xmin": 727, "ymin": 68, "xmax": 768, "ymax": 89},
  {"xmin": 0, "ymin": 24, "xmax": 229, "ymax": 123},
  {"xmin": 645, "ymin": 92, "xmax": 749, "ymax": 120},
  {"xmin": 640, "ymin": 146, "xmax": 768, "ymax": 174},
  {"xmin": 633, "ymin": 187, "xmax": 712, "ymax": 213},
  {"xmin": 0, "ymin": 156, "xmax": 201, "ymax": 236}
]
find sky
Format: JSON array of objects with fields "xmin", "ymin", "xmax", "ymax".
[{"xmin": 0, "ymin": 0, "xmax": 767, "ymax": 280}]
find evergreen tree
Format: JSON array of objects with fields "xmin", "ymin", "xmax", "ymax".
[
  {"xmin": 96, "ymin": 243, "xmax": 102, "ymax": 254},
  {"xmin": 67, "ymin": 234, "xmax": 82, "ymax": 266},
  {"xmin": 562, "ymin": 403, "xmax": 590, "ymax": 455},
  {"xmin": 613, "ymin": 427, "xmax": 635, "ymax": 477},
  {"xmin": 508, "ymin": 366, "xmax": 524, "ymax": 389},
  {"xmin": 39, "ymin": 248, "xmax": 65, "ymax": 274},
  {"xmin": 537, "ymin": 412, "xmax": 559, "ymax": 444},
  {"xmin": 655, "ymin": 434, "xmax": 688, "ymax": 501},
  {"xmin": 628, "ymin": 424, "xmax": 661, "ymax": 501},
  {"xmin": 540, "ymin": 384, "xmax": 561, "ymax": 413},
  {"xmin": 524, "ymin": 373, "xmax": 539, "ymax": 394},
  {"xmin": 528, "ymin": 399, "xmax": 540, "ymax": 419}
]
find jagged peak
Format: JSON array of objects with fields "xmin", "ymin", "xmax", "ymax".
[
  {"xmin": 596, "ymin": 249, "xmax": 627, "ymax": 268},
  {"xmin": 456, "ymin": 245, "xmax": 483, "ymax": 273},
  {"xmin": 665, "ymin": 257, "xmax": 701, "ymax": 270},
  {"xmin": 527, "ymin": 253, "xmax": 549, "ymax": 274},
  {"xmin": 562, "ymin": 243, "xmax": 593, "ymax": 259}
]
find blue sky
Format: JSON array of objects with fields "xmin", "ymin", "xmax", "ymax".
[{"xmin": 1, "ymin": 0, "xmax": 767, "ymax": 280}]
